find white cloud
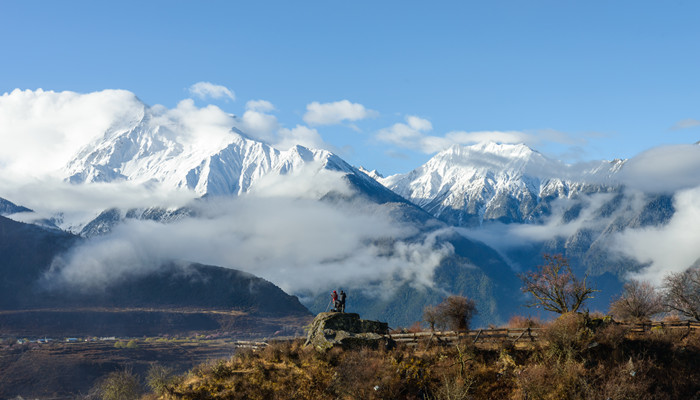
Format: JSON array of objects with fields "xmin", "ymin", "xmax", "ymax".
[
  {"xmin": 0, "ymin": 176, "xmax": 197, "ymax": 231},
  {"xmin": 303, "ymin": 100, "xmax": 377, "ymax": 126},
  {"xmin": 239, "ymin": 109, "xmax": 280, "ymax": 143},
  {"xmin": 0, "ymin": 88, "xmax": 144, "ymax": 179},
  {"xmin": 458, "ymin": 193, "xmax": 618, "ymax": 256},
  {"xmin": 276, "ymin": 125, "xmax": 326, "ymax": 151},
  {"xmin": 671, "ymin": 118, "xmax": 700, "ymax": 130},
  {"xmin": 376, "ymin": 115, "xmax": 532, "ymax": 154},
  {"xmin": 249, "ymin": 161, "xmax": 352, "ymax": 199},
  {"xmin": 43, "ymin": 189, "xmax": 454, "ymax": 295},
  {"xmin": 614, "ymin": 186, "xmax": 700, "ymax": 284},
  {"xmin": 444, "ymin": 130, "xmax": 534, "ymax": 147},
  {"xmin": 245, "ymin": 99, "xmax": 275, "ymax": 112},
  {"xmin": 236, "ymin": 105, "xmax": 332, "ymax": 151},
  {"xmin": 407, "ymin": 115, "xmax": 432, "ymax": 131},
  {"xmin": 150, "ymin": 98, "xmax": 238, "ymax": 151},
  {"xmin": 376, "ymin": 115, "xmax": 432, "ymax": 151},
  {"xmin": 188, "ymin": 82, "xmax": 235, "ymax": 101},
  {"xmin": 616, "ymin": 144, "xmax": 700, "ymax": 192}
]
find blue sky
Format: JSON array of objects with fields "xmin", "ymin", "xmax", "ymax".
[{"xmin": 2, "ymin": 0, "xmax": 699, "ymax": 175}]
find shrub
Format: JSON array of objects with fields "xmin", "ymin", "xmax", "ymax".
[
  {"xmin": 595, "ymin": 358, "xmax": 662, "ymax": 400},
  {"xmin": 514, "ymin": 359, "xmax": 587, "ymax": 400},
  {"xmin": 541, "ymin": 312, "xmax": 593, "ymax": 362},
  {"xmin": 441, "ymin": 296, "xmax": 478, "ymax": 331},
  {"xmin": 594, "ymin": 323, "xmax": 628, "ymax": 350},
  {"xmin": 432, "ymin": 374, "xmax": 473, "ymax": 400},
  {"xmin": 146, "ymin": 364, "xmax": 175, "ymax": 396},
  {"xmin": 94, "ymin": 368, "xmax": 141, "ymax": 400}
]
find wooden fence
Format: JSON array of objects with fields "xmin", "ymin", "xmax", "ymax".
[
  {"xmin": 621, "ymin": 320, "xmax": 700, "ymax": 333},
  {"xmin": 386, "ymin": 320, "xmax": 700, "ymax": 347},
  {"xmin": 387, "ymin": 328, "xmax": 538, "ymax": 346}
]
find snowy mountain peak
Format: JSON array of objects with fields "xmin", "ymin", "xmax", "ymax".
[
  {"xmin": 63, "ymin": 103, "xmax": 352, "ymax": 198},
  {"xmin": 358, "ymin": 166, "xmax": 384, "ymax": 180},
  {"xmin": 378, "ymin": 141, "xmax": 623, "ymax": 227},
  {"xmin": 444, "ymin": 141, "xmax": 536, "ymax": 158},
  {"xmin": 431, "ymin": 142, "xmax": 551, "ymax": 177}
]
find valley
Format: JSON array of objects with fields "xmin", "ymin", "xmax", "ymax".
[{"xmin": 0, "ymin": 335, "xmax": 258, "ymax": 399}]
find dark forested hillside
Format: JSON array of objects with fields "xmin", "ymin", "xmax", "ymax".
[{"xmin": 0, "ymin": 216, "xmax": 310, "ymax": 336}]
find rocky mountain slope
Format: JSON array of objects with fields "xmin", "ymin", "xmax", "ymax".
[
  {"xmin": 379, "ymin": 142, "xmax": 625, "ymax": 227},
  {"xmin": 375, "ymin": 142, "xmax": 681, "ymax": 285}
]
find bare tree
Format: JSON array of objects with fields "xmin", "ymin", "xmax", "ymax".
[
  {"xmin": 520, "ymin": 254, "xmax": 597, "ymax": 314},
  {"xmin": 437, "ymin": 295, "xmax": 477, "ymax": 331},
  {"xmin": 664, "ymin": 266, "xmax": 700, "ymax": 321},
  {"xmin": 423, "ymin": 304, "xmax": 444, "ymax": 332},
  {"xmin": 609, "ymin": 280, "xmax": 664, "ymax": 322}
]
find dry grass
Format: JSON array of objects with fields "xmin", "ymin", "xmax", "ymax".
[
  {"xmin": 144, "ymin": 317, "xmax": 700, "ymax": 400},
  {"xmin": 504, "ymin": 315, "xmax": 544, "ymax": 329}
]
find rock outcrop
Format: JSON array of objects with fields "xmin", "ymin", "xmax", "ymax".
[{"xmin": 305, "ymin": 312, "xmax": 393, "ymax": 351}]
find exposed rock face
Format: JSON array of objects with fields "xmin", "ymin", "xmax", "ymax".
[{"xmin": 305, "ymin": 312, "xmax": 392, "ymax": 351}]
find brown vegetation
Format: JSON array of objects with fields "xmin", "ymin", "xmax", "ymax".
[
  {"xmin": 609, "ymin": 280, "xmax": 664, "ymax": 322},
  {"xmin": 148, "ymin": 315, "xmax": 700, "ymax": 399},
  {"xmin": 423, "ymin": 295, "xmax": 477, "ymax": 332},
  {"xmin": 664, "ymin": 265, "xmax": 700, "ymax": 321}
]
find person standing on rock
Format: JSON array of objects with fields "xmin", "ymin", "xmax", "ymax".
[
  {"xmin": 339, "ymin": 290, "xmax": 347, "ymax": 313},
  {"xmin": 331, "ymin": 290, "xmax": 339, "ymax": 312}
]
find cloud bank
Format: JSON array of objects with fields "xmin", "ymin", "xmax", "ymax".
[
  {"xmin": 615, "ymin": 144, "xmax": 700, "ymax": 193},
  {"xmin": 21, "ymin": 159, "xmax": 453, "ymax": 298},
  {"xmin": 45, "ymin": 190, "xmax": 454, "ymax": 297},
  {"xmin": 614, "ymin": 186, "xmax": 700, "ymax": 284},
  {"xmin": 0, "ymin": 88, "xmax": 144, "ymax": 179}
]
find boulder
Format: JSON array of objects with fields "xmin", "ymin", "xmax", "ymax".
[{"xmin": 305, "ymin": 312, "xmax": 393, "ymax": 351}]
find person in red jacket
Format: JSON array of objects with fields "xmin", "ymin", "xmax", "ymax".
[{"xmin": 331, "ymin": 290, "xmax": 339, "ymax": 312}]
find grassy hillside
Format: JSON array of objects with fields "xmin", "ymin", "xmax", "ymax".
[{"xmin": 143, "ymin": 314, "xmax": 700, "ymax": 399}]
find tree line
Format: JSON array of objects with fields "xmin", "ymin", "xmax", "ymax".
[{"xmin": 424, "ymin": 253, "xmax": 700, "ymax": 330}]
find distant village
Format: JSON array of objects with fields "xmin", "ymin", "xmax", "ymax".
[{"xmin": 15, "ymin": 336, "xmax": 118, "ymax": 344}]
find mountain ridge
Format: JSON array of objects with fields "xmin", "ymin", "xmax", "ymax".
[{"xmin": 379, "ymin": 142, "xmax": 626, "ymax": 227}]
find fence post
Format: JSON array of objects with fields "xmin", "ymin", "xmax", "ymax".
[{"xmin": 472, "ymin": 329, "xmax": 482, "ymax": 345}]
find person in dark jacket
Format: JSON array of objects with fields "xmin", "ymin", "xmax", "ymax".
[{"xmin": 339, "ymin": 290, "xmax": 347, "ymax": 313}]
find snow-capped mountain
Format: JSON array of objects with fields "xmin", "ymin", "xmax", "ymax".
[
  {"xmin": 60, "ymin": 98, "xmax": 415, "ymax": 235},
  {"xmin": 65, "ymin": 106, "xmax": 356, "ymax": 197},
  {"xmin": 379, "ymin": 142, "xmax": 625, "ymax": 227},
  {"xmin": 374, "ymin": 141, "xmax": 686, "ymax": 287}
]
